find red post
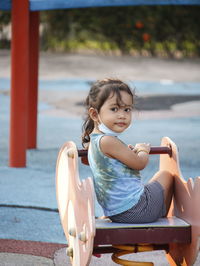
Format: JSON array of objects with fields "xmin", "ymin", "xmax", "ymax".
[
  {"xmin": 9, "ymin": 0, "xmax": 29, "ymax": 167},
  {"xmin": 27, "ymin": 11, "xmax": 39, "ymax": 149}
]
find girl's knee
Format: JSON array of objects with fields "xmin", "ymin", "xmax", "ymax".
[
  {"xmin": 163, "ymin": 170, "xmax": 174, "ymax": 183},
  {"xmin": 152, "ymin": 170, "xmax": 174, "ymax": 190},
  {"xmin": 160, "ymin": 170, "xmax": 173, "ymax": 178},
  {"xmin": 151, "ymin": 170, "xmax": 172, "ymax": 182}
]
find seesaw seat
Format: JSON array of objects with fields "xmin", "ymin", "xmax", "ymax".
[
  {"xmin": 94, "ymin": 216, "xmax": 190, "ymax": 246},
  {"xmin": 56, "ymin": 137, "xmax": 200, "ymax": 265}
]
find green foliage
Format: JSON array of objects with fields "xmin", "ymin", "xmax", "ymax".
[
  {"xmin": 0, "ymin": 11, "xmax": 10, "ymax": 24},
  {"xmin": 40, "ymin": 6, "xmax": 200, "ymax": 57},
  {"xmin": 1, "ymin": 6, "xmax": 200, "ymax": 57},
  {"xmin": 0, "ymin": 11, "xmax": 11, "ymax": 48}
]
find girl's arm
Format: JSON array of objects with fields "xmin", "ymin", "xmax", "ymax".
[{"xmin": 100, "ymin": 136, "xmax": 150, "ymax": 170}]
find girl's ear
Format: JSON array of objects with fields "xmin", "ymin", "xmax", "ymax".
[{"xmin": 89, "ymin": 107, "xmax": 99, "ymax": 122}]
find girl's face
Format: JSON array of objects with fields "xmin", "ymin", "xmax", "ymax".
[{"xmin": 97, "ymin": 91, "xmax": 133, "ymax": 133}]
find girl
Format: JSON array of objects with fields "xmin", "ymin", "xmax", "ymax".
[{"xmin": 82, "ymin": 78, "xmax": 174, "ymax": 223}]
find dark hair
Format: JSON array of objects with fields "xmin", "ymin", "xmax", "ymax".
[{"xmin": 82, "ymin": 78, "xmax": 135, "ymax": 147}]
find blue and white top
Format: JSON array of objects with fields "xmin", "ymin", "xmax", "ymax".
[{"xmin": 88, "ymin": 133, "xmax": 144, "ymax": 216}]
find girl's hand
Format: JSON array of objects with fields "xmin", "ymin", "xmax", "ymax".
[
  {"xmin": 128, "ymin": 144, "xmax": 134, "ymax": 150},
  {"xmin": 134, "ymin": 143, "xmax": 151, "ymax": 154}
]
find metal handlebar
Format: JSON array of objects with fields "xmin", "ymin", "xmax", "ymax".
[{"xmin": 78, "ymin": 146, "xmax": 172, "ymax": 165}]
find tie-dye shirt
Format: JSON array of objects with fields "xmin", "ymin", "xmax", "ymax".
[{"xmin": 88, "ymin": 133, "xmax": 144, "ymax": 216}]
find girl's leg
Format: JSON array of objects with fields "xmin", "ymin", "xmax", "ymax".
[{"xmin": 149, "ymin": 170, "xmax": 174, "ymax": 215}]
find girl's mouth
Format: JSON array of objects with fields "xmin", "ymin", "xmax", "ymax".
[{"xmin": 116, "ymin": 122, "xmax": 126, "ymax": 127}]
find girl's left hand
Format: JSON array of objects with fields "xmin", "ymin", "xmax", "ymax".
[
  {"xmin": 128, "ymin": 144, "xmax": 134, "ymax": 150},
  {"xmin": 128, "ymin": 144, "xmax": 138, "ymax": 153}
]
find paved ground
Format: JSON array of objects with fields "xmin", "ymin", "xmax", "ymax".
[
  {"xmin": 0, "ymin": 50, "xmax": 200, "ymax": 265},
  {"xmin": 1, "ymin": 50, "xmax": 200, "ymax": 82}
]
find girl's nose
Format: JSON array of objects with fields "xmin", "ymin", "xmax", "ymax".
[{"xmin": 118, "ymin": 110, "xmax": 125, "ymax": 118}]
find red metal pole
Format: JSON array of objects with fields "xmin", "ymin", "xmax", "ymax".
[
  {"xmin": 9, "ymin": 0, "xmax": 29, "ymax": 167},
  {"xmin": 27, "ymin": 11, "xmax": 39, "ymax": 149}
]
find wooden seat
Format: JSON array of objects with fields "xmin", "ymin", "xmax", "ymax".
[
  {"xmin": 94, "ymin": 217, "xmax": 191, "ymax": 246},
  {"xmin": 56, "ymin": 137, "xmax": 200, "ymax": 265}
]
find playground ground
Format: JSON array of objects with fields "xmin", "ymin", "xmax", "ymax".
[{"xmin": 0, "ymin": 50, "xmax": 200, "ymax": 265}]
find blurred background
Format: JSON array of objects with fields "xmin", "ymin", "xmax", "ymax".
[{"xmin": 1, "ymin": 5, "xmax": 200, "ymax": 58}]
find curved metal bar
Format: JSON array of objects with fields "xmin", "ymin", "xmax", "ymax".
[{"xmin": 111, "ymin": 244, "xmax": 154, "ymax": 266}]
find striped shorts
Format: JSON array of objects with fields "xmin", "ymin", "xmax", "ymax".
[{"xmin": 109, "ymin": 181, "xmax": 166, "ymax": 223}]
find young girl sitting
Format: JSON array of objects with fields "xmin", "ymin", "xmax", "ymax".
[{"xmin": 82, "ymin": 78, "xmax": 174, "ymax": 223}]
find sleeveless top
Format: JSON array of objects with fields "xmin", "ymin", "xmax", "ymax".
[{"xmin": 88, "ymin": 133, "xmax": 144, "ymax": 216}]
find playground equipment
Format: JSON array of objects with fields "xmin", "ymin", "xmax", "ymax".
[{"xmin": 56, "ymin": 137, "xmax": 200, "ymax": 265}]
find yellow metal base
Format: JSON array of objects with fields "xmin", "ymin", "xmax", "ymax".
[{"xmin": 112, "ymin": 244, "xmax": 154, "ymax": 266}]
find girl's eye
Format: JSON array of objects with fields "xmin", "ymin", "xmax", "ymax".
[
  {"xmin": 124, "ymin": 107, "xmax": 132, "ymax": 112},
  {"xmin": 110, "ymin": 107, "xmax": 118, "ymax": 112}
]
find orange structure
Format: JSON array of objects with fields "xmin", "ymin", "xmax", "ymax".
[{"xmin": 10, "ymin": 0, "xmax": 39, "ymax": 166}]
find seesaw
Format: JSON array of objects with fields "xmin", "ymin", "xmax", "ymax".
[{"xmin": 56, "ymin": 137, "xmax": 200, "ymax": 265}]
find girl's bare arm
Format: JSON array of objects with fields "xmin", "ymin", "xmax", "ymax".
[{"xmin": 100, "ymin": 136, "xmax": 150, "ymax": 170}]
